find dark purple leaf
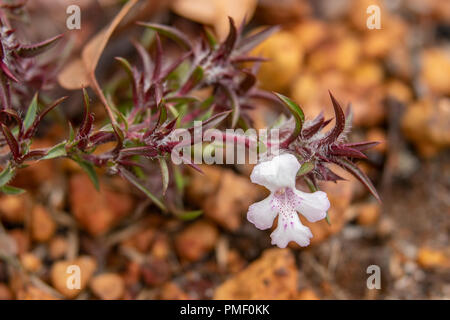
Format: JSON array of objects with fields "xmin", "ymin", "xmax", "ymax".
[
  {"xmin": 89, "ymin": 131, "xmax": 116, "ymax": 146},
  {"xmin": 152, "ymin": 33, "xmax": 162, "ymax": 81},
  {"xmin": 21, "ymin": 149, "xmax": 47, "ymax": 161},
  {"xmin": 333, "ymin": 158, "xmax": 381, "ymax": 202},
  {"xmin": 215, "ymin": 17, "xmax": 237, "ymax": 60},
  {"xmin": 132, "ymin": 40, "xmax": 153, "ymax": 78},
  {"xmin": 179, "ymin": 66, "xmax": 203, "ymax": 95},
  {"xmin": 160, "ymin": 51, "xmax": 192, "ymax": 80},
  {"xmin": 222, "ymin": 85, "xmax": 240, "ymax": 127},
  {"xmin": 0, "ymin": 61, "xmax": 18, "ymax": 82},
  {"xmin": 236, "ymin": 25, "xmax": 280, "ymax": 54},
  {"xmin": 238, "ymin": 71, "xmax": 256, "ymax": 94},
  {"xmin": 1, "ymin": 124, "xmax": 20, "ymax": 160},
  {"xmin": 319, "ymin": 92, "xmax": 346, "ymax": 145},
  {"xmin": 120, "ymin": 146, "xmax": 159, "ymax": 158},
  {"xmin": 343, "ymin": 141, "xmax": 380, "ymax": 151},
  {"xmin": 17, "ymin": 34, "xmax": 63, "ymax": 58},
  {"xmin": 0, "ymin": 109, "xmax": 22, "ymax": 138},
  {"xmin": 302, "ymin": 113, "xmax": 325, "ymax": 138},
  {"xmin": 329, "ymin": 145, "xmax": 368, "ymax": 159},
  {"xmin": 317, "ymin": 165, "xmax": 345, "ymax": 182},
  {"xmin": 24, "ymin": 96, "xmax": 68, "ymax": 139}
]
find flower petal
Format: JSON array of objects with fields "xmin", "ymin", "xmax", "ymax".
[
  {"xmin": 246, "ymin": 194, "xmax": 277, "ymax": 230},
  {"xmin": 270, "ymin": 214, "xmax": 313, "ymax": 248},
  {"xmin": 250, "ymin": 153, "xmax": 300, "ymax": 192},
  {"xmin": 295, "ymin": 190, "xmax": 330, "ymax": 222}
]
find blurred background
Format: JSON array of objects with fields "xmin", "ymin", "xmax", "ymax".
[{"xmin": 0, "ymin": 0, "xmax": 448, "ymax": 300}]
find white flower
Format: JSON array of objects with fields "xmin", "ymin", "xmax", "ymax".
[{"xmin": 247, "ymin": 153, "xmax": 330, "ymax": 248}]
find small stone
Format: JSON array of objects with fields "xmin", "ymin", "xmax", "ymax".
[
  {"xmin": 151, "ymin": 233, "xmax": 171, "ymax": 260},
  {"xmin": 141, "ymin": 258, "xmax": 171, "ymax": 286},
  {"xmin": 356, "ymin": 203, "xmax": 381, "ymax": 226},
  {"xmin": 291, "ymin": 20, "xmax": 327, "ymax": 52},
  {"xmin": 421, "ymin": 48, "xmax": 450, "ymax": 95},
  {"xmin": 361, "ymin": 18, "xmax": 406, "ymax": 58},
  {"xmin": 159, "ymin": 282, "xmax": 189, "ymax": 300},
  {"xmin": 49, "ymin": 236, "xmax": 69, "ymax": 260},
  {"xmin": 214, "ymin": 248, "xmax": 298, "ymax": 299},
  {"xmin": 20, "ymin": 253, "xmax": 42, "ymax": 273},
  {"xmin": 226, "ymin": 249, "xmax": 246, "ymax": 274},
  {"xmin": 376, "ymin": 217, "xmax": 395, "ymax": 237},
  {"xmin": 0, "ymin": 193, "xmax": 30, "ymax": 223},
  {"xmin": 186, "ymin": 165, "xmax": 222, "ymax": 205},
  {"xmin": 7, "ymin": 230, "xmax": 29, "ymax": 255},
  {"xmin": 122, "ymin": 261, "xmax": 141, "ymax": 287},
  {"xmin": 187, "ymin": 166, "xmax": 264, "ymax": 231},
  {"xmin": 121, "ymin": 228, "xmax": 155, "ymax": 253},
  {"xmin": 352, "ymin": 61, "xmax": 384, "ymax": 89},
  {"xmin": 90, "ymin": 273, "xmax": 125, "ymax": 300},
  {"xmin": 309, "ymin": 36, "xmax": 361, "ymax": 73},
  {"xmin": 402, "ymin": 98, "xmax": 450, "ymax": 157},
  {"xmin": 175, "ymin": 220, "xmax": 219, "ymax": 262},
  {"xmin": 69, "ymin": 174, "xmax": 134, "ymax": 236},
  {"xmin": 417, "ymin": 247, "xmax": 450, "ymax": 269},
  {"xmin": 31, "ymin": 205, "xmax": 56, "ymax": 242},
  {"xmin": 385, "ymin": 79, "xmax": 413, "ymax": 105},
  {"xmin": 50, "ymin": 256, "xmax": 97, "ymax": 299},
  {"xmin": 291, "ymin": 73, "xmax": 318, "ymax": 106}
]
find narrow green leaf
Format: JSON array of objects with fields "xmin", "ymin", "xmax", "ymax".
[
  {"xmin": 23, "ymin": 93, "xmax": 38, "ymax": 131},
  {"xmin": 82, "ymin": 87, "xmax": 90, "ymax": 112},
  {"xmin": 275, "ymin": 92, "xmax": 305, "ymax": 123},
  {"xmin": 158, "ymin": 103, "xmax": 167, "ymax": 126},
  {"xmin": 158, "ymin": 158, "xmax": 169, "ymax": 196},
  {"xmin": 77, "ymin": 160, "xmax": 100, "ymax": 191},
  {"xmin": 173, "ymin": 165, "xmax": 185, "ymax": 195},
  {"xmin": 68, "ymin": 122, "xmax": 75, "ymax": 142},
  {"xmin": 204, "ymin": 27, "xmax": 217, "ymax": 48},
  {"xmin": 297, "ymin": 161, "xmax": 315, "ymax": 176},
  {"xmin": 274, "ymin": 93, "xmax": 305, "ymax": 146},
  {"xmin": 0, "ymin": 185, "xmax": 25, "ymax": 195},
  {"xmin": 180, "ymin": 66, "xmax": 203, "ymax": 94},
  {"xmin": 115, "ymin": 57, "xmax": 134, "ymax": 82},
  {"xmin": 41, "ymin": 142, "xmax": 67, "ymax": 160},
  {"xmin": 0, "ymin": 165, "xmax": 15, "ymax": 187},
  {"xmin": 177, "ymin": 209, "xmax": 203, "ymax": 221},
  {"xmin": 120, "ymin": 168, "xmax": 167, "ymax": 212},
  {"xmin": 223, "ymin": 86, "xmax": 240, "ymax": 128}
]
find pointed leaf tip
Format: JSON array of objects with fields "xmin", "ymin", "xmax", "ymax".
[
  {"xmin": 274, "ymin": 92, "xmax": 304, "ymax": 147},
  {"xmin": 320, "ymin": 92, "xmax": 345, "ymax": 145}
]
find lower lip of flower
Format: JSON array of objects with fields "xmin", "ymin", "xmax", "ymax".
[{"xmin": 271, "ymin": 187, "xmax": 302, "ymax": 227}]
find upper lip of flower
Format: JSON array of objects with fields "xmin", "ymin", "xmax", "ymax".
[{"xmin": 247, "ymin": 153, "xmax": 330, "ymax": 248}]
